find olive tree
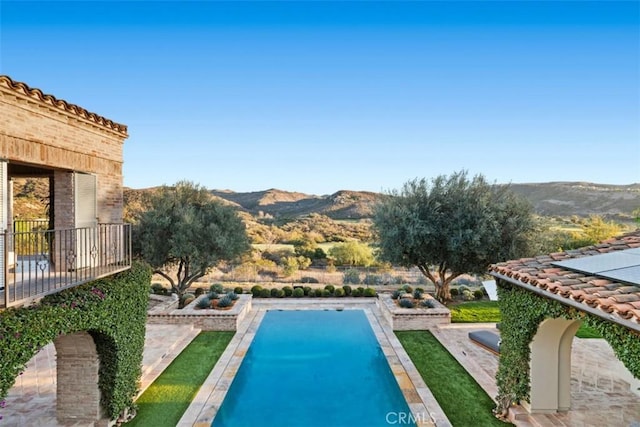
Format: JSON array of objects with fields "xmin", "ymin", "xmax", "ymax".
[
  {"xmin": 374, "ymin": 171, "xmax": 534, "ymax": 302},
  {"xmin": 133, "ymin": 181, "xmax": 250, "ymax": 302}
]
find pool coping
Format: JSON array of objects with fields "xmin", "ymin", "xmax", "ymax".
[{"xmin": 177, "ymin": 301, "xmax": 451, "ymax": 427}]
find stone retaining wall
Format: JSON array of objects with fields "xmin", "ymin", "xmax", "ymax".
[
  {"xmin": 146, "ymin": 294, "xmax": 251, "ymax": 331},
  {"xmin": 379, "ymin": 293, "xmax": 450, "ymax": 330}
]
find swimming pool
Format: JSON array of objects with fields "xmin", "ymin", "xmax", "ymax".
[{"xmin": 211, "ymin": 310, "xmax": 416, "ymax": 427}]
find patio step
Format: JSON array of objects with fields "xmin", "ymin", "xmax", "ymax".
[
  {"xmin": 508, "ymin": 405, "xmax": 569, "ymax": 427},
  {"xmin": 137, "ymin": 324, "xmax": 201, "ymax": 397}
]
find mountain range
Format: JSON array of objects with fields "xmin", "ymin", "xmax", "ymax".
[
  {"xmin": 208, "ymin": 182, "xmax": 640, "ymax": 222},
  {"xmin": 12, "ymin": 179, "xmax": 640, "ymax": 223}
]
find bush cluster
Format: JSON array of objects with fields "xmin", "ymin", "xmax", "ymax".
[{"xmin": 247, "ymin": 285, "xmax": 377, "ymax": 298}]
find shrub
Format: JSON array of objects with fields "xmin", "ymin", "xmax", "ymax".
[
  {"xmin": 462, "ymin": 289, "xmax": 474, "ymax": 301},
  {"xmin": 416, "ymin": 275, "xmax": 429, "ymax": 286},
  {"xmin": 293, "ymin": 288, "xmax": 305, "ymax": 298},
  {"xmin": 234, "ymin": 286, "xmax": 244, "ymax": 295},
  {"xmin": 209, "ymin": 283, "xmax": 225, "ymax": 294},
  {"xmin": 363, "ymin": 288, "xmax": 377, "ymax": 297},
  {"xmin": 357, "ymin": 287, "xmax": 365, "ymax": 296},
  {"xmin": 270, "ymin": 288, "xmax": 279, "ymax": 297},
  {"xmin": 282, "ymin": 286, "xmax": 294, "ymax": 297},
  {"xmin": 352, "ymin": 288, "xmax": 362, "ymax": 297},
  {"xmin": 458, "ymin": 285, "xmax": 470, "ymax": 294},
  {"xmin": 401, "ymin": 284, "xmax": 413, "ymax": 294},
  {"xmin": 195, "ymin": 297, "xmax": 211, "ymax": 309},
  {"xmin": 207, "ymin": 291, "xmax": 219, "ymax": 300},
  {"xmin": 363, "ymin": 274, "xmax": 383, "ymax": 286},
  {"xmin": 415, "ymin": 287, "xmax": 425, "ymax": 293},
  {"xmin": 217, "ymin": 295, "xmax": 233, "ymax": 308},
  {"xmin": 314, "ymin": 289, "xmax": 323, "ymax": 297},
  {"xmin": 421, "ymin": 299, "xmax": 437, "ymax": 308},
  {"xmin": 450, "ymin": 288, "xmax": 460, "ymax": 297},
  {"xmin": 303, "ymin": 286, "xmax": 312, "ymax": 296},
  {"xmin": 324, "ymin": 284, "xmax": 335, "ymax": 293},
  {"xmin": 413, "ymin": 289, "xmax": 424, "ymax": 299},
  {"xmin": 473, "ymin": 289, "xmax": 484, "ymax": 300},
  {"xmin": 300, "ymin": 276, "xmax": 319, "ymax": 283},
  {"xmin": 334, "ymin": 288, "xmax": 345, "ymax": 297},
  {"xmin": 150, "ymin": 283, "xmax": 167, "ymax": 295},
  {"xmin": 181, "ymin": 293, "xmax": 195, "ymax": 306},
  {"xmin": 260, "ymin": 288, "xmax": 271, "ymax": 298},
  {"xmin": 322, "ymin": 289, "xmax": 332, "ymax": 297},
  {"xmin": 343, "ymin": 268, "xmax": 361, "ymax": 284},
  {"xmin": 226, "ymin": 292, "xmax": 239, "ymax": 301},
  {"xmin": 342, "ymin": 285, "xmax": 352, "ymax": 296},
  {"xmin": 194, "ymin": 287, "xmax": 205, "ymax": 297},
  {"xmin": 251, "ymin": 285, "xmax": 263, "ymax": 297},
  {"xmin": 391, "ymin": 289, "xmax": 404, "ymax": 300},
  {"xmin": 398, "ymin": 298, "xmax": 415, "ymax": 308},
  {"xmin": 275, "ymin": 289, "xmax": 286, "ymax": 298}
]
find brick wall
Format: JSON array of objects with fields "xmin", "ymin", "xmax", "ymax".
[
  {"xmin": 54, "ymin": 332, "xmax": 106, "ymax": 424},
  {"xmin": 0, "ymin": 77, "xmax": 128, "ymax": 224}
]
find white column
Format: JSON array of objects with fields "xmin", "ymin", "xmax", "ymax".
[{"xmin": 0, "ymin": 160, "xmax": 7, "ymax": 292}]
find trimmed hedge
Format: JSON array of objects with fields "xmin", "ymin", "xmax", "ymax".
[
  {"xmin": 0, "ymin": 262, "xmax": 151, "ymax": 421},
  {"xmin": 495, "ymin": 279, "xmax": 640, "ymax": 415}
]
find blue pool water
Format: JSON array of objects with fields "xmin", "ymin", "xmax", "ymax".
[{"xmin": 212, "ymin": 310, "xmax": 415, "ymax": 427}]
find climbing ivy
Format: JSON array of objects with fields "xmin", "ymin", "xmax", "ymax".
[
  {"xmin": 495, "ymin": 279, "xmax": 640, "ymax": 416},
  {"xmin": 0, "ymin": 262, "xmax": 151, "ymax": 420}
]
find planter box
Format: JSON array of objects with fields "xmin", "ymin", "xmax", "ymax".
[
  {"xmin": 379, "ymin": 293, "xmax": 450, "ymax": 330},
  {"xmin": 146, "ymin": 294, "xmax": 252, "ymax": 331}
]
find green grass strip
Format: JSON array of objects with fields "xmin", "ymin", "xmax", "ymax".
[
  {"xmin": 450, "ymin": 301, "xmax": 602, "ymax": 338},
  {"xmin": 126, "ymin": 331, "xmax": 234, "ymax": 427},
  {"xmin": 449, "ymin": 300, "xmax": 502, "ymax": 323},
  {"xmin": 396, "ymin": 330, "xmax": 511, "ymax": 427}
]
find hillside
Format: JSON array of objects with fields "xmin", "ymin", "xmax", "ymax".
[
  {"xmin": 210, "ymin": 189, "xmax": 380, "ymax": 220},
  {"xmin": 11, "ymin": 180, "xmax": 640, "ymax": 223},
  {"xmin": 211, "ymin": 182, "xmax": 640, "ymax": 222},
  {"xmin": 508, "ymin": 182, "xmax": 640, "ymax": 221}
]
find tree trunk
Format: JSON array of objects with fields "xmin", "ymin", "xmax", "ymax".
[{"xmin": 435, "ymin": 281, "xmax": 451, "ymax": 303}]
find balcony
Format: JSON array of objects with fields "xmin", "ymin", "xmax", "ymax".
[{"xmin": 1, "ymin": 222, "xmax": 131, "ymax": 308}]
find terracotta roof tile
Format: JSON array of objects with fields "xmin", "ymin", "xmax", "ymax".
[
  {"xmin": 490, "ymin": 230, "xmax": 640, "ymax": 329},
  {"xmin": 0, "ymin": 75, "xmax": 128, "ymax": 136}
]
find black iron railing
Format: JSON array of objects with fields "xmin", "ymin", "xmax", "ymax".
[{"xmin": 1, "ymin": 223, "xmax": 131, "ymax": 308}]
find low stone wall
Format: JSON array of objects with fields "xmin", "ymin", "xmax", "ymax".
[
  {"xmin": 379, "ymin": 293, "xmax": 450, "ymax": 330},
  {"xmin": 146, "ymin": 294, "xmax": 252, "ymax": 331}
]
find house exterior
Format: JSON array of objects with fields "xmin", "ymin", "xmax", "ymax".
[
  {"xmin": 0, "ymin": 75, "xmax": 131, "ymax": 307},
  {"xmin": 490, "ymin": 231, "xmax": 640, "ymax": 416}
]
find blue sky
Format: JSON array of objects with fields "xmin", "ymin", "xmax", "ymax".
[{"xmin": 1, "ymin": 1, "xmax": 639, "ymax": 194}]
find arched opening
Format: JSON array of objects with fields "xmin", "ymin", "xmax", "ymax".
[
  {"xmin": 54, "ymin": 331, "xmax": 106, "ymax": 424},
  {"xmin": 527, "ymin": 317, "xmax": 581, "ymax": 413}
]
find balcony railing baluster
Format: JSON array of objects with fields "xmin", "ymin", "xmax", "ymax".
[{"xmin": 1, "ymin": 223, "xmax": 131, "ymax": 308}]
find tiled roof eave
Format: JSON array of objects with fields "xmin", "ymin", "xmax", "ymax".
[
  {"xmin": 490, "ymin": 270, "xmax": 640, "ymax": 333},
  {"xmin": 0, "ymin": 75, "xmax": 128, "ymax": 136}
]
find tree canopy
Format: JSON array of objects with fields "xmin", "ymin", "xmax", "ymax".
[
  {"xmin": 373, "ymin": 171, "xmax": 535, "ymax": 302},
  {"xmin": 328, "ymin": 241, "xmax": 375, "ymax": 267},
  {"xmin": 133, "ymin": 181, "xmax": 250, "ymax": 300}
]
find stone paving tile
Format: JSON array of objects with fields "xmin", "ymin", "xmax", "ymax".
[{"xmin": 432, "ymin": 324, "xmax": 640, "ymax": 427}]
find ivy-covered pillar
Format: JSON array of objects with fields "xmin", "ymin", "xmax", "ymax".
[
  {"xmin": 528, "ymin": 317, "xmax": 581, "ymax": 412},
  {"xmin": 494, "ymin": 279, "xmax": 570, "ymax": 416}
]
